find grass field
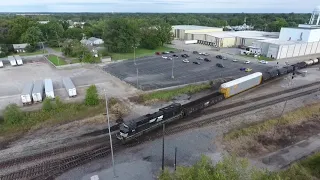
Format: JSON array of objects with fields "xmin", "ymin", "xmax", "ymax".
[
  {"xmin": 135, "ymin": 83, "xmax": 211, "ymax": 104},
  {"xmin": 16, "ymin": 49, "xmax": 48, "ymax": 56},
  {"xmin": 110, "ymin": 46, "xmax": 176, "ymax": 60},
  {"xmin": 223, "ymin": 103, "xmax": 320, "ymax": 157},
  {"xmin": 47, "ymin": 55, "xmax": 67, "ymax": 66}
]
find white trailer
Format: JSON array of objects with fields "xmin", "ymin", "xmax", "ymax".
[
  {"xmin": 8, "ymin": 56, "xmax": 17, "ymax": 66},
  {"xmin": 63, "ymin": 77, "xmax": 77, "ymax": 97},
  {"xmin": 184, "ymin": 40, "xmax": 198, "ymax": 44},
  {"xmin": 32, "ymin": 80, "xmax": 44, "ymax": 102},
  {"xmin": 44, "ymin": 79, "xmax": 55, "ymax": 99},
  {"xmin": 0, "ymin": 61, "xmax": 3, "ymax": 68},
  {"xmin": 14, "ymin": 55, "xmax": 23, "ymax": 65},
  {"xmin": 21, "ymin": 82, "xmax": 34, "ymax": 105}
]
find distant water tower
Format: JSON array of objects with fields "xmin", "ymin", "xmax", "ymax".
[{"xmin": 309, "ymin": 5, "xmax": 320, "ymax": 25}]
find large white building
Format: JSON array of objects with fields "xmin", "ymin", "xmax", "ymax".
[
  {"xmin": 181, "ymin": 30, "xmax": 279, "ymax": 48},
  {"xmin": 253, "ymin": 6, "xmax": 320, "ymax": 59},
  {"xmin": 172, "ymin": 25, "xmax": 223, "ymax": 40}
]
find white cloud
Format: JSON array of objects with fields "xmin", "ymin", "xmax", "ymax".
[{"xmin": 0, "ymin": 0, "xmax": 318, "ymax": 12}]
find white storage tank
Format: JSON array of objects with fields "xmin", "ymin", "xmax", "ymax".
[
  {"xmin": 14, "ymin": 55, "xmax": 23, "ymax": 65},
  {"xmin": 0, "ymin": 60, "xmax": 3, "ymax": 68},
  {"xmin": 63, "ymin": 77, "xmax": 77, "ymax": 97},
  {"xmin": 220, "ymin": 72, "xmax": 263, "ymax": 98},
  {"xmin": 21, "ymin": 82, "xmax": 34, "ymax": 105},
  {"xmin": 44, "ymin": 79, "xmax": 55, "ymax": 99},
  {"xmin": 8, "ymin": 56, "xmax": 17, "ymax": 66},
  {"xmin": 32, "ymin": 80, "xmax": 44, "ymax": 102}
]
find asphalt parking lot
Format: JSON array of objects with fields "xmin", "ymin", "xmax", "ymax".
[{"xmin": 104, "ymin": 51, "xmax": 273, "ymax": 90}]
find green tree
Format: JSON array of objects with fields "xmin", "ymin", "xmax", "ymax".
[
  {"xmin": 159, "ymin": 155, "xmax": 280, "ymax": 180},
  {"xmin": 25, "ymin": 44, "xmax": 36, "ymax": 53},
  {"xmin": 64, "ymin": 28, "xmax": 83, "ymax": 40},
  {"xmin": 3, "ymin": 104, "xmax": 24, "ymax": 125},
  {"xmin": 140, "ymin": 28, "xmax": 161, "ymax": 49},
  {"xmin": 0, "ymin": 44, "xmax": 9, "ymax": 57},
  {"xmin": 156, "ymin": 22, "xmax": 173, "ymax": 46},
  {"xmin": 46, "ymin": 21, "xmax": 65, "ymax": 47},
  {"xmin": 8, "ymin": 17, "xmax": 37, "ymax": 44},
  {"xmin": 85, "ymin": 85, "xmax": 99, "ymax": 106},
  {"xmin": 21, "ymin": 26, "xmax": 43, "ymax": 46},
  {"xmin": 61, "ymin": 39, "xmax": 87, "ymax": 57},
  {"xmin": 103, "ymin": 18, "xmax": 140, "ymax": 53}
]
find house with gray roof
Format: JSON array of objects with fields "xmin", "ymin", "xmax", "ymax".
[
  {"xmin": 13, "ymin": 43, "xmax": 29, "ymax": 53},
  {"xmin": 81, "ymin": 37, "xmax": 104, "ymax": 46}
]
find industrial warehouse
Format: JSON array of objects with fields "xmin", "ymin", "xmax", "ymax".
[{"xmin": 174, "ymin": 6, "xmax": 320, "ymax": 59}]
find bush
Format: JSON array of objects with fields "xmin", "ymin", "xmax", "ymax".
[
  {"xmin": 42, "ymin": 98, "xmax": 53, "ymax": 112},
  {"xmin": 3, "ymin": 104, "xmax": 24, "ymax": 125},
  {"xmin": 55, "ymin": 96, "xmax": 64, "ymax": 109},
  {"xmin": 25, "ymin": 45, "xmax": 36, "ymax": 53},
  {"xmin": 85, "ymin": 85, "xmax": 99, "ymax": 106}
]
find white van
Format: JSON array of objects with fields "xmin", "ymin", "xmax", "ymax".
[{"xmin": 0, "ymin": 61, "xmax": 3, "ymax": 68}]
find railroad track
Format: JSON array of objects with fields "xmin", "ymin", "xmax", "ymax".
[
  {"xmin": 1, "ymin": 83, "xmax": 319, "ymax": 180},
  {"xmin": 0, "ymin": 136, "xmax": 109, "ymax": 169}
]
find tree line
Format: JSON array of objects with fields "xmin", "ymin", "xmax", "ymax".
[{"xmin": 0, "ymin": 13, "xmax": 310, "ymax": 57}]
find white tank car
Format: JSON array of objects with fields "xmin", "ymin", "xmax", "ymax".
[{"xmin": 304, "ymin": 60, "xmax": 314, "ymax": 66}]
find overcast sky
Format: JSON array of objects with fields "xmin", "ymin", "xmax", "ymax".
[{"xmin": 0, "ymin": 0, "xmax": 319, "ymax": 13}]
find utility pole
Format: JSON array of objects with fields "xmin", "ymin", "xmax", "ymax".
[
  {"xmin": 133, "ymin": 45, "xmax": 137, "ymax": 65},
  {"xmin": 171, "ymin": 57, "xmax": 174, "ymax": 79},
  {"xmin": 136, "ymin": 67, "xmax": 139, "ymax": 88},
  {"xmin": 55, "ymin": 31, "xmax": 61, "ymax": 66},
  {"xmin": 174, "ymin": 147, "xmax": 177, "ymax": 171},
  {"xmin": 162, "ymin": 124, "xmax": 165, "ymax": 171},
  {"xmin": 104, "ymin": 92, "xmax": 116, "ymax": 178}
]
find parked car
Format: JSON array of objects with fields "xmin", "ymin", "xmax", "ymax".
[
  {"xmin": 222, "ymin": 56, "xmax": 227, "ymax": 60},
  {"xmin": 244, "ymin": 60, "xmax": 251, "ymax": 64},
  {"xmin": 162, "ymin": 51, "xmax": 169, "ymax": 54},
  {"xmin": 172, "ymin": 54, "xmax": 178, "ymax": 57},
  {"xmin": 197, "ymin": 57, "xmax": 204, "ymax": 60},
  {"xmin": 193, "ymin": 51, "xmax": 199, "ymax": 54},
  {"xmin": 169, "ymin": 51, "xmax": 175, "ymax": 53},
  {"xmin": 155, "ymin": 52, "xmax": 161, "ymax": 55},
  {"xmin": 162, "ymin": 56, "xmax": 168, "ymax": 59},
  {"xmin": 259, "ymin": 60, "xmax": 268, "ymax": 64},
  {"xmin": 183, "ymin": 59, "xmax": 189, "ymax": 63},
  {"xmin": 240, "ymin": 67, "xmax": 246, "ymax": 71},
  {"xmin": 168, "ymin": 57, "xmax": 173, "ymax": 60},
  {"xmin": 193, "ymin": 61, "xmax": 200, "ymax": 65},
  {"xmin": 199, "ymin": 52, "xmax": 204, "ymax": 55},
  {"xmin": 203, "ymin": 53, "xmax": 209, "ymax": 56},
  {"xmin": 216, "ymin": 55, "xmax": 223, "ymax": 59},
  {"xmin": 216, "ymin": 63, "xmax": 224, "ymax": 68},
  {"xmin": 204, "ymin": 58, "xmax": 211, "ymax": 62},
  {"xmin": 245, "ymin": 68, "xmax": 252, "ymax": 72},
  {"xmin": 232, "ymin": 59, "xmax": 238, "ymax": 62},
  {"xmin": 181, "ymin": 54, "xmax": 189, "ymax": 58}
]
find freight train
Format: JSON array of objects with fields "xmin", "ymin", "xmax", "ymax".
[{"xmin": 117, "ymin": 58, "xmax": 320, "ymax": 143}]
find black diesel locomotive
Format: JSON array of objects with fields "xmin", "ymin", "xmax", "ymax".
[{"xmin": 117, "ymin": 58, "xmax": 319, "ymax": 143}]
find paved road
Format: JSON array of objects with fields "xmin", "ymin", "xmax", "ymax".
[
  {"xmin": 104, "ymin": 52, "xmax": 273, "ymax": 90},
  {"xmin": 261, "ymin": 133, "xmax": 320, "ymax": 170}
]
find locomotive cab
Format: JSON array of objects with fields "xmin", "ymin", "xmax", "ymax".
[{"xmin": 118, "ymin": 123, "xmax": 130, "ymax": 139}]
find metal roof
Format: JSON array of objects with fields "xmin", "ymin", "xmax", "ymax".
[
  {"xmin": 13, "ymin": 43, "xmax": 29, "ymax": 49},
  {"xmin": 257, "ymin": 39, "xmax": 305, "ymax": 45},
  {"xmin": 172, "ymin": 25, "xmax": 221, "ymax": 30},
  {"xmin": 221, "ymin": 72, "xmax": 263, "ymax": 88}
]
